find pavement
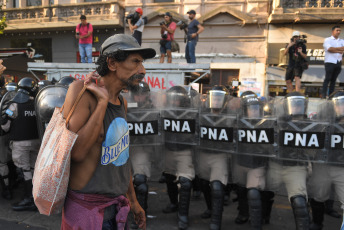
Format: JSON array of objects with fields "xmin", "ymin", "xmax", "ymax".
[{"xmin": 0, "ymin": 179, "xmax": 343, "ymax": 230}]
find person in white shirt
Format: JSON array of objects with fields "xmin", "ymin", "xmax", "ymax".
[{"xmin": 322, "ymin": 25, "xmax": 344, "ymax": 98}]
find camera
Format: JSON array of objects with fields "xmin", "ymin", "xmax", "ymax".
[
  {"xmin": 76, "ymin": 32, "xmax": 79, "ymax": 36},
  {"xmin": 161, "ymin": 31, "xmax": 168, "ymax": 39},
  {"xmin": 126, "ymin": 12, "xmax": 140, "ymax": 26},
  {"xmin": 291, "ymin": 35, "xmax": 307, "ymax": 47},
  {"xmin": 177, "ymin": 21, "xmax": 188, "ymax": 30},
  {"xmin": 159, "ymin": 21, "xmax": 166, "ymax": 26}
]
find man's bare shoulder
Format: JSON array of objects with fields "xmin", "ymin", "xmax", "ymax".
[{"xmin": 62, "ymin": 80, "xmax": 96, "ymax": 132}]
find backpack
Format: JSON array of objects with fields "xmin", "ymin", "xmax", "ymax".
[{"xmin": 77, "ymin": 23, "xmax": 90, "ymax": 32}]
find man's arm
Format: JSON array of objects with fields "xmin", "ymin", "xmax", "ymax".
[
  {"xmin": 126, "ymin": 172, "xmax": 146, "ymax": 230},
  {"xmin": 63, "ymin": 80, "xmax": 109, "ymax": 162},
  {"xmin": 298, "ymin": 45, "xmax": 307, "ymax": 59},
  {"xmin": 284, "ymin": 41, "xmax": 295, "ymax": 56},
  {"xmin": 128, "ymin": 19, "xmax": 138, "ymax": 33},
  {"xmin": 324, "ymin": 38, "xmax": 344, "ymax": 53},
  {"xmin": 80, "ymin": 24, "xmax": 93, "ymax": 39},
  {"xmin": 162, "ymin": 23, "xmax": 176, "ymax": 34}
]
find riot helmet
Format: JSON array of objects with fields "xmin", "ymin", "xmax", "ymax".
[
  {"xmin": 18, "ymin": 77, "xmax": 37, "ymax": 96},
  {"xmin": 56, "ymin": 76, "xmax": 76, "ymax": 87},
  {"xmin": 329, "ymin": 90, "xmax": 344, "ymax": 119},
  {"xmin": 38, "ymin": 80, "xmax": 52, "ymax": 91},
  {"xmin": 130, "ymin": 81, "xmax": 150, "ymax": 107},
  {"xmin": 207, "ymin": 85, "xmax": 229, "ymax": 109},
  {"xmin": 240, "ymin": 91, "xmax": 263, "ymax": 118},
  {"xmin": 5, "ymin": 82, "xmax": 17, "ymax": 92},
  {"xmin": 285, "ymin": 92, "xmax": 307, "ymax": 117},
  {"xmin": 166, "ymin": 86, "xmax": 190, "ymax": 108}
]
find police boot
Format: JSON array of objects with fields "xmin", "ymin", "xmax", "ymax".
[
  {"xmin": 210, "ymin": 181, "xmax": 224, "ymax": 230},
  {"xmin": 224, "ymin": 183, "xmax": 233, "ymax": 206},
  {"xmin": 200, "ymin": 179, "xmax": 212, "ymax": 219},
  {"xmin": 0, "ymin": 175, "xmax": 12, "ymax": 200},
  {"xmin": 261, "ymin": 191, "xmax": 274, "ymax": 224},
  {"xmin": 162, "ymin": 173, "xmax": 178, "ymax": 213},
  {"xmin": 131, "ymin": 174, "xmax": 148, "ymax": 229},
  {"xmin": 325, "ymin": 199, "xmax": 341, "ymax": 218},
  {"xmin": 309, "ymin": 199, "xmax": 324, "ymax": 230},
  {"xmin": 247, "ymin": 188, "xmax": 262, "ymax": 230},
  {"xmin": 192, "ymin": 175, "xmax": 201, "ymax": 199},
  {"xmin": 290, "ymin": 195, "xmax": 310, "ymax": 230},
  {"xmin": 12, "ymin": 179, "xmax": 37, "ymax": 211},
  {"xmin": 178, "ymin": 177, "xmax": 192, "ymax": 230},
  {"xmin": 235, "ymin": 185, "xmax": 249, "ymax": 224}
]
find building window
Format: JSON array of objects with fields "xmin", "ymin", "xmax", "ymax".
[
  {"xmin": 27, "ymin": 0, "xmax": 42, "ymax": 6},
  {"xmin": 13, "ymin": 0, "xmax": 19, "ymax": 8}
]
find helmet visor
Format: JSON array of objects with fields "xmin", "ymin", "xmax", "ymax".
[
  {"xmin": 286, "ymin": 96, "xmax": 306, "ymax": 116},
  {"xmin": 332, "ymin": 96, "xmax": 344, "ymax": 117},
  {"xmin": 208, "ymin": 90, "xmax": 226, "ymax": 109},
  {"xmin": 245, "ymin": 104, "xmax": 261, "ymax": 118}
]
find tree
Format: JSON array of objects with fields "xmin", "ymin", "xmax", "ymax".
[{"xmin": 0, "ymin": 2, "xmax": 7, "ymax": 34}]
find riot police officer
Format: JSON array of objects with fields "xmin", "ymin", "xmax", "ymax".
[
  {"xmin": 1, "ymin": 77, "xmax": 40, "ymax": 211},
  {"xmin": 0, "ymin": 82, "xmax": 17, "ymax": 200},
  {"xmin": 162, "ymin": 86, "xmax": 197, "ymax": 230},
  {"xmin": 233, "ymin": 91, "xmax": 276, "ymax": 229},
  {"xmin": 127, "ymin": 82, "xmax": 155, "ymax": 229},
  {"xmin": 267, "ymin": 91, "xmax": 310, "ymax": 230},
  {"xmin": 198, "ymin": 85, "xmax": 232, "ymax": 230},
  {"xmin": 309, "ymin": 90, "xmax": 344, "ymax": 230}
]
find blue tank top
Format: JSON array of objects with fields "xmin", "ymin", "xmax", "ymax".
[{"xmin": 79, "ymin": 95, "xmax": 131, "ymax": 197}]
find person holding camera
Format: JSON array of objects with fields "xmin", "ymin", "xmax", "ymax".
[
  {"xmin": 322, "ymin": 25, "xmax": 344, "ymax": 98},
  {"xmin": 128, "ymin": 8, "xmax": 144, "ymax": 46},
  {"xmin": 75, "ymin": 15, "xmax": 93, "ymax": 63},
  {"xmin": 284, "ymin": 31, "xmax": 307, "ymax": 92},
  {"xmin": 159, "ymin": 12, "xmax": 176, "ymax": 63},
  {"xmin": 183, "ymin": 10, "xmax": 204, "ymax": 64}
]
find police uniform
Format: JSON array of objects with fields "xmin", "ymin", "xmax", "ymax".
[
  {"xmin": 161, "ymin": 86, "xmax": 197, "ymax": 230},
  {"xmin": 308, "ymin": 91, "xmax": 344, "ymax": 229},
  {"xmin": 2, "ymin": 78, "xmax": 40, "ymax": 211},
  {"xmin": 198, "ymin": 85, "xmax": 233, "ymax": 230},
  {"xmin": 266, "ymin": 92, "xmax": 310, "ymax": 230}
]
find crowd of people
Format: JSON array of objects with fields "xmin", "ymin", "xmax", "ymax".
[{"xmin": 1, "ymin": 28, "xmax": 344, "ymax": 230}]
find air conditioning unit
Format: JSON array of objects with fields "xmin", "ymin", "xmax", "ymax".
[{"xmin": 279, "ymin": 48, "xmax": 288, "ymax": 67}]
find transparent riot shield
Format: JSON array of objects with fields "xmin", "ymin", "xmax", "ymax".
[
  {"xmin": 276, "ymin": 98, "xmax": 329, "ymax": 162},
  {"xmin": 35, "ymin": 85, "xmax": 68, "ymax": 140},
  {"xmin": 123, "ymin": 90, "xmax": 164, "ymax": 180},
  {"xmin": 0, "ymin": 91, "xmax": 16, "ymax": 163}
]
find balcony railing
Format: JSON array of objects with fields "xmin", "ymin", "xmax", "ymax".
[
  {"xmin": 281, "ymin": 0, "xmax": 343, "ymax": 8},
  {"xmin": 1, "ymin": 1, "xmax": 124, "ymax": 24}
]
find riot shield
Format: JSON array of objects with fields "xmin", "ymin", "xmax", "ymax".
[
  {"xmin": 161, "ymin": 108, "xmax": 199, "ymax": 145},
  {"xmin": 276, "ymin": 98, "xmax": 329, "ymax": 162},
  {"xmin": 198, "ymin": 95, "xmax": 238, "ymax": 153},
  {"xmin": 0, "ymin": 91, "xmax": 16, "ymax": 163},
  {"xmin": 35, "ymin": 85, "xmax": 68, "ymax": 140}
]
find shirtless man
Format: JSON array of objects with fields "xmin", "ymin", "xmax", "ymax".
[{"xmin": 61, "ymin": 34, "xmax": 156, "ymax": 229}]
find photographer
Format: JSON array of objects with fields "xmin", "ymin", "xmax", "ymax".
[
  {"xmin": 159, "ymin": 12, "xmax": 176, "ymax": 63},
  {"xmin": 182, "ymin": 10, "xmax": 204, "ymax": 64},
  {"xmin": 127, "ymin": 8, "xmax": 144, "ymax": 45},
  {"xmin": 284, "ymin": 31, "xmax": 307, "ymax": 92}
]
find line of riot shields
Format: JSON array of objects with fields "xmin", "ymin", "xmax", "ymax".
[{"xmin": 122, "ymin": 86, "xmax": 344, "ymax": 166}]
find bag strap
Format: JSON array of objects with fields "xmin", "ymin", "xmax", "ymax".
[{"xmin": 64, "ymin": 85, "xmax": 88, "ymax": 126}]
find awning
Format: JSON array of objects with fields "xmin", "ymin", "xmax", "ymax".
[{"xmin": 267, "ymin": 65, "xmax": 344, "ymax": 83}]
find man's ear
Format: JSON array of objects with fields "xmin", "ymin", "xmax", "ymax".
[{"xmin": 107, "ymin": 57, "xmax": 117, "ymax": 71}]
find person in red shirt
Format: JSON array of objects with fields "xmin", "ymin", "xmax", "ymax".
[
  {"xmin": 75, "ymin": 15, "xmax": 93, "ymax": 63},
  {"xmin": 159, "ymin": 12, "xmax": 176, "ymax": 63}
]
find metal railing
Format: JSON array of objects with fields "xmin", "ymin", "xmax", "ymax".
[{"xmin": 281, "ymin": 0, "xmax": 343, "ymax": 8}]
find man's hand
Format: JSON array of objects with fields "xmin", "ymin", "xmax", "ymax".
[
  {"xmin": 297, "ymin": 47, "xmax": 302, "ymax": 53},
  {"xmin": 191, "ymin": 33, "xmax": 198, "ymax": 38},
  {"xmin": 84, "ymin": 71, "xmax": 108, "ymax": 104},
  {"xmin": 131, "ymin": 202, "xmax": 146, "ymax": 230},
  {"xmin": 287, "ymin": 41, "xmax": 295, "ymax": 48},
  {"xmin": 0, "ymin": 60, "xmax": 6, "ymax": 75}
]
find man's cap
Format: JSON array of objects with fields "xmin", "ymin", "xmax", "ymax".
[
  {"xmin": 292, "ymin": 31, "xmax": 300, "ymax": 37},
  {"xmin": 136, "ymin": 8, "xmax": 143, "ymax": 16},
  {"xmin": 164, "ymin": 12, "xmax": 172, "ymax": 17},
  {"xmin": 80, "ymin": 15, "xmax": 86, "ymax": 20},
  {"xmin": 100, "ymin": 34, "xmax": 156, "ymax": 59},
  {"xmin": 187, "ymin": 10, "xmax": 196, "ymax": 15}
]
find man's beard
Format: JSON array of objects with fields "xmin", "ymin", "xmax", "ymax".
[{"xmin": 124, "ymin": 74, "xmax": 145, "ymax": 91}]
